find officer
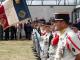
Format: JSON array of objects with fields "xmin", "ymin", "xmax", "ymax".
[
  {"xmin": 24, "ymin": 21, "xmax": 33, "ymax": 40},
  {"xmin": 52, "ymin": 13, "xmax": 80, "ymax": 60}
]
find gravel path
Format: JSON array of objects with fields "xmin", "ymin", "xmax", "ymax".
[{"xmin": 0, "ymin": 40, "xmax": 37, "ymax": 60}]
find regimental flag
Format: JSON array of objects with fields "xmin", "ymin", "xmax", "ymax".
[
  {"xmin": 0, "ymin": 0, "xmax": 31, "ymax": 30},
  {"xmin": 13, "ymin": 0, "xmax": 31, "ymax": 20}
]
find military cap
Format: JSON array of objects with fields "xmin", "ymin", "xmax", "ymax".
[{"xmin": 54, "ymin": 13, "xmax": 70, "ymax": 24}]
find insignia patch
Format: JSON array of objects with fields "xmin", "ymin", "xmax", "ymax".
[
  {"xmin": 72, "ymin": 48, "xmax": 75, "ymax": 52},
  {"xmin": 18, "ymin": 10, "xmax": 26, "ymax": 18}
]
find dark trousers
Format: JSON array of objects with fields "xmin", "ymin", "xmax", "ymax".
[
  {"xmin": 0, "ymin": 33, "xmax": 3, "ymax": 40},
  {"xmin": 25, "ymin": 32, "xmax": 31, "ymax": 40},
  {"xmin": 27, "ymin": 32, "xmax": 31, "ymax": 40},
  {"xmin": 5, "ymin": 32, "xmax": 9, "ymax": 40}
]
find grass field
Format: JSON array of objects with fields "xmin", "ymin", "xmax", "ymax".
[{"xmin": 0, "ymin": 40, "xmax": 36, "ymax": 60}]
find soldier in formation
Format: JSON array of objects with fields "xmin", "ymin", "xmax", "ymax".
[{"xmin": 31, "ymin": 13, "xmax": 80, "ymax": 60}]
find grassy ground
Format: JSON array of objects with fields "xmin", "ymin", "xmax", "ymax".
[{"xmin": 0, "ymin": 40, "xmax": 36, "ymax": 60}]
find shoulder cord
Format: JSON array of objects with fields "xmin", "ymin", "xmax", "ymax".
[{"xmin": 66, "ymin": 34, "xmax": 80, "ymax": 51}]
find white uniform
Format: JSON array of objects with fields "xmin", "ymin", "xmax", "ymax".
[
  {"xmin": 48, "ymin": 45, "xmax": 57, "ymax": 60},
  {"xmin": 31, "ymin": 29, "xmax": 36, "ymax": 50},
  {"xmin": 48, "ymin": 31, "xmax": 60, "ymax": 60},
  {"xmin": 32, "ymin": 29, "xmax": 41, "ymax": 56},
  {"xmin": 40, "ymin": 32, "xmax": 51, "ymax": 60},
  {"xmin": 54, "ymin": 27, "xmax": 80, "ymax": 60}
]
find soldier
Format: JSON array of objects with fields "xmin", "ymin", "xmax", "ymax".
[
  {"xmin": 33, "ymin": 23, "xmax": 41, "ymax": 57},
  {"xmin": 71, "ymin": 24, "xmax": 80, "ymax": 40},
  {"xmin": 24, "ymin": 21, "xmax": 33, "ymax": 40},
  {"xmin": 40, "ymin": 23, "xmax": 51, "ymax": 60},
  {"xmin": 51, "ymin": 13, "xmax": 80, "ymax": 60},
  {"xmin": 47, "ymin": 18, "xmax": 61, "ymax": 60}
]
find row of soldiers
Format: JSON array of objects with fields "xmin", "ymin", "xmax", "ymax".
[{"xmin": 31, "ymin": 13, "xmax": 80, "ymax": 60}]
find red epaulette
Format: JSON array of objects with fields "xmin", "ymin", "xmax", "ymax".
[{"xmin": 51, "ymin": 34, "xmax": 59, "ymax": 46}]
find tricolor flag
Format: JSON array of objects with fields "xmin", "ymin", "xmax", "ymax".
[{"xmin": 0, "ymin": 0, "xmax": 31, "ymax": 30}]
